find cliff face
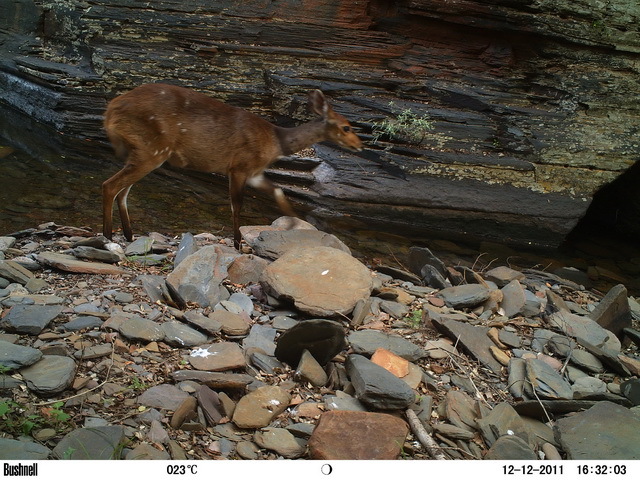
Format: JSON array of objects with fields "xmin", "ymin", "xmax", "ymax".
[{"xmin": 1, "ymin": 0, "xmax": 638, "ymax": 247}]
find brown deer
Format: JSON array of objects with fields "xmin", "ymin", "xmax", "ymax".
[{"xmin": 102, "ymin": 83, "xmax": 363, "ymax": 248}]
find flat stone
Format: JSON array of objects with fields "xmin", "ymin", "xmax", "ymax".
[
  {"xmin": 189, "ymin": 342, "xmax": 246, "ymax": 371},
  {"xmin": 445, "ymin": 390, "xmax": 479, "ymax": 432},
  {"xmin": 348, "ymin": 330, "xmax": 424, "ymax": 361},
  {"xmin": 171, "ymin": 370, "xmax": 255, "ymax": 389},
  {"xmin": 36, "ymin": 251, "xmax": 127, "ymax": 275},
  {"xmin": 0, "ymin": 260, "xmax": 34, "ymax": 284},
  {"xmin": 161, "ymin": 321, "xmax": 208, "ymax": 347},
  {"xmin": 1, "ymin": 304, "xmax": 64, "ymax": 334},
  {"xmin": 217, "ymin": 311, "xmax": 251, "ymax": 337},
  {"xmin": 477, "ymin": 402, "xmax": 532, "ymax": 447},
  {"xmin": 0, "ymin": 437, "xmax": 51, "ymax": 460},
  {"xmin": 182, "ymin": 310, "xmax": 223, "ymax": 335},
  {"xmin": 408, "ymin": 246, "xmax": 447, "ymax": 277},
  {"xmin": 432, "ymin": 318, "xmax": 503, "ymax": 374},
  {"xmin": 251, "ymin": 229, "xmax": 351, "ymax": 259},
  {"xmin": 197, "ymin": 385, "xmax": 224, "ymax": 425},
  {"xmin": 437, "ymin": 284, "xmax": 491, "ymax": 309},
  {"xmin": 346, "ymin": 354, "xmax": 415, "ymax": 410},
  {"xmin": 0, "ymin": 339, "xmax": 42, "ymax": 370},
  {"xmin": 242, "ymin": 324, "xmax": 277, "ymax": 356},
  {"xmin": 170, "ymin": 396, "xmax": 197, "ymax": 429},
  {"xmin": 232, "ymin": 385, "xmax": 291, "ymax": 429},
  {"xmin": 275, "ymin": 319, "xmax": 346, "ymax": 367},
  {"xmin": 253, "ymin": 427, "xmax": 306, "ymax": 458},
  {"xmin": 484, "ymin": 435, "xmax": 537, "ymax": 460},
  {"xmin": 72, "ymin": 246, "xmax": 122, "ymax": 263},
  {"xmin": 174, "ymin": 232, "xmax": 198, "ymax": 267},
  {"xmin": 53, "ymin": 426, "xmax": 126, "ymax": 459},
  {"xmin": 137, "ymin": 383, "xmax": 191, "ymax": 411},
  {"xmin": 118, "ymin": 315, "xmax": 165, "ymax": 342},
  {"xmin": 484, "ymin": 266, "xmax": 526, "ymax": 287},
  {"xmin": 525, "ymin": 358, "xmax": 573, "ymax": 400},
  {"xmin": 260, "ymin": 246, "xmax": 373, "ymax": 317},
  {"xmin": 620, "ymin": 378, "xmax": 640, "ymax": 406},
  {"xmin": 126, "ymin": 443, "xmax": 170, "ymax": 460},
  {"xmin": 555, "ymin": 401, "xmax": 640, "ymax": 459},
  {"xmin": 20, "ymin": 355, "xmax": 76, "ymax": 396},
  {"xmin": 549, "ymin": 311, "xmax": 621, "ymax": 353},
  {"xmin": 308, "ymin": 410, "xmax": 409, "ymax": 460},
  {"xmin": 61, "ymin": 315, "xmax": 104, "ymax": 331}
]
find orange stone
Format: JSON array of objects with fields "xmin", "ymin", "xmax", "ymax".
[{"xmin": 371, "ymin": 348, "xmax": 409, "ymax": 378}]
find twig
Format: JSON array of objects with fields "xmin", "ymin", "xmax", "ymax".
[{"xmin": 405, "ymin": 408, "xmax": 447, "ymax": 460}]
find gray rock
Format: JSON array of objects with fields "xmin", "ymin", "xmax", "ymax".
[
  {"xmin": 210, "ymin": 310, "xmax": 249, "ymax": 336},
  {"xmin": 437, "ymin": 283, "xmax": 491, "ymax": 309},
  {"xmin": 500, "ymin": 280, "xmax": 526, "ymax": 318},
  {"xmin": 432, "ymin": 318, "xmax": 503, "ymax": 374},
  {"xmin": 251, "ymin": 229, "xmax": 351, "ymax": 259},
  {"xmin": 182, "ymin": 310, "xmax": 223, "ymax": 335},
  {"xmin": 324, "ymin": 392, "xmax": 368, "ymax": 412},
  {"xmin": 20, "ymin": 355, "xmax": 76, "ymax": 396},
  {"xmin": 72, "ymin": 246, "xmax": 122, "ymax": 263},
  {"xmin": 174, "ymin": 232, "xmax": 198, "ymax": 267},
  {"xmin": 555, "ymin": 401, "xmax": 640, "ymax": 459},
  {"xmin": 0, "ymin": 260, "xmax": 34, "ymax": 284},
  {"xmin": 74, "ymin": 343, "xmax": 114, "ymax": 360},
  {"xmin": 275, "ymin": 319, "xmax": 346, "ymax": 367},
  {"xmin": 508, "ymin": 357, "xmax": 527, "ymax": 399},
  {"xmin": 444, "ymin": 390, "xmax": 478, "ymax": 432},
  {"xmin": 260, "ymin": 246, "xmax": 373, "ymax": 317},
  {"xmin": 166, "ymin": 245, "xmax": 237, "ymax": 308},
  {"xmin": 569, "ymin": 349, "xmax": 604, "ymax": 373},
  {"xmin": 161, "ymin": 321, "xmax": 208, "ymax": 347},
  {"xmin": 525, "ymin": 358, "xmax": 573, "ymax": 400},
  {"xmin": 0, "ymin": 437, "xmax": 51, "ymax": 460},
  {"xmin": 484, "ymin": 435, "xmax": 537, "ymax": 460},
  {"xmin": 61, "ymin": 315, "xmax": 104, "ymax": 331},
  {"xmin": 1, "ymin": 304, "xmax": 63, "ymax": 334},
  {"xmin": 35, "ymin": 252, "xmax": 127, "ymax": 275},
  {"xmin": 118, "ymin": 315, "xmax": 165, "ymax": 342},
  {"xmin": 620, "ymin": 378, "xmax": 640, "ymax": 406},
  {"xmin": 137, "ymin": 384, "xmax": 191, "ymax": 410},
  {"xmin": 484, "ymin": 266, "xmax": 526, "ymax": 287},
  {"xmin": 227, "ymin": 292, "xmax": 254, "ymax": 314},
  {"xmin": 53, "ymin": 426, "xmax": 126, "ymax": 459},
  {"xmin": 348, "ymin": 330, "xmax": 424, "ymax": 361},
  {"xmin": 126, "ymin": 443, "xmax": 170, "ymax": 460},
  {"xmin": 0, "ymin": 339, "xmax": 42, "ymax": 370},
  {"xmin": 549, "ymin": 311, "xmax": 621, "ymax": 353},
  {"xmin": 242, "ymin": 324, "xmax": 277, "ymax": 356},
  {"xmin": 346, "ymin": 354, "xmax": 415, "ymax": 410},
  {"xmin": 589, "ymin": 284, "xmax": 631, "ymax": 339},
  {"xmin": 572, "ymin": 376, "xmax": 607, "ymax": 396},
  {"xmin": 125, "ymin": 236, "xmax": 154, "ymax": 256},
  {"xmin": 408, "ymin": 246, "xmax": 447, "ymax": 277}
]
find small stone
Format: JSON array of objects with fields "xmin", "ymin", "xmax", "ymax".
[
  {"xmin": 253, "ymin": 427, "xmax": 306, "ymax": 459},
  {"xmin": 437, "ymin": 284, "xmax": 491, "ymax": 309},
  {"xmin": 232, "ymin": 385, "xmax": 291, "ymax": 429},
  {"xmin": 371, "ymin": 348, "xmax": 410, "ymax": 377},
  {"xmin": 295, "ymin": 349, "xmax": 329, "ymax": 387}
]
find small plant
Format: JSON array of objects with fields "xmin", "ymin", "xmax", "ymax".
[
  {"xmin": 128, "ymin": 376, "xmax": 148, "ymax": 391},
  {"xmin": 407, "ymin": 309, "xmax": 424, "ymax": 329},
  {"xmin": 0, "ymin": 399, "xmax": 72, "ymax": 436},
  {"xmin": 373, "ymin": 102, "xmax": 434, "ymax": 146}
]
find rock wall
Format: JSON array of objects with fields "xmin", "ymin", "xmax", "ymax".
[{"xmin": 1, "ymin": 0, "xmax": 638, "ymax": 247}]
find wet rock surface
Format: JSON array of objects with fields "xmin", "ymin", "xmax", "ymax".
[{"xmin": 1, "ymin": 219, "xmax": 640, "ymax": 460}]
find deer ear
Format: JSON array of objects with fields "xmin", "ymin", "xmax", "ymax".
[{"xmin": 309, "ymin": 90, "xmax": 329, "ymax": 117}]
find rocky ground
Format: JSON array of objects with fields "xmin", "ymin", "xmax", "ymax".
[{"xmin": 1, "ymin": 218, "xmax": 639, "ymax": 461}]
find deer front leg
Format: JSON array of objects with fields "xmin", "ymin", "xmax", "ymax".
[
  {"xmin": 229, "ymin": 172, "xmax": 248, "ymax": 250},
  {"xmin": 247, "ymin": 174, "xmax": 297, "ymax": 218}
]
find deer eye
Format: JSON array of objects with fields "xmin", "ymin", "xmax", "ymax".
[{"xmin": 342, "ymin": 126, "xmax": 351, "ymax": 133}]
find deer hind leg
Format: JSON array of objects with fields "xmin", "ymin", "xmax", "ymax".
[
  {"xmin": 229, "ymin": 171, "xmax": 248, "ymax": 249},
  {"xmin": 102, "ymin": 151, "xmax": 162, "ymax": 241},
  {"xmin": 247, "ymin": 174, "xmax": 297, "ymax": 218}
]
